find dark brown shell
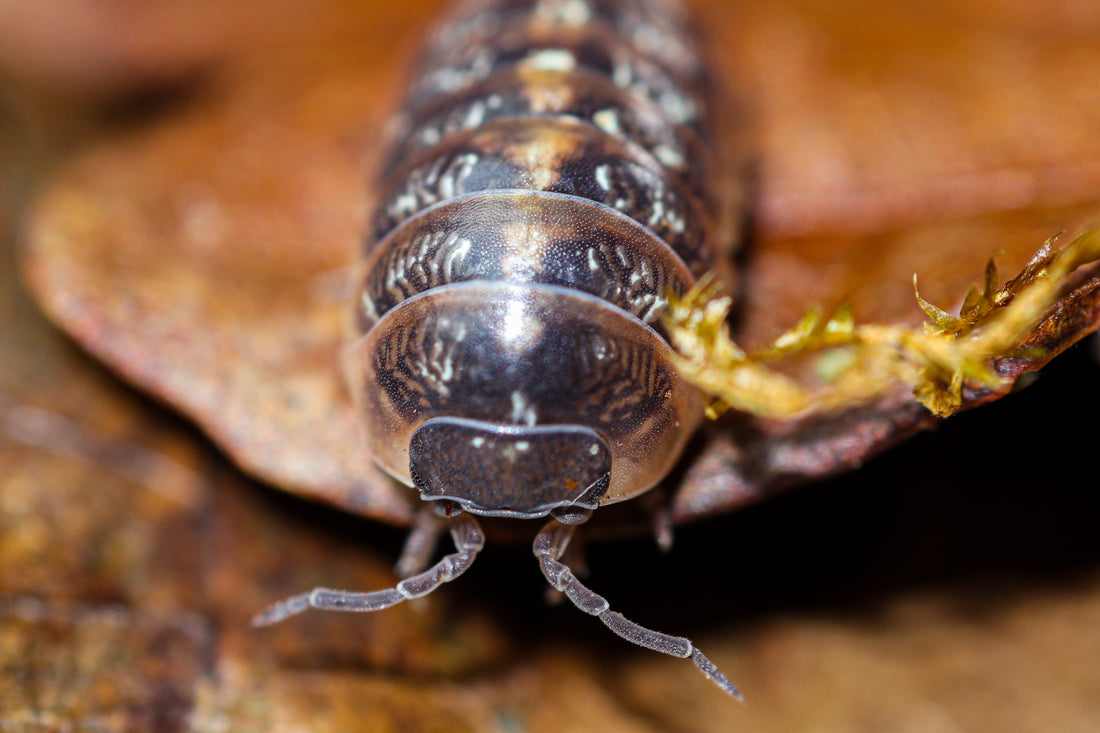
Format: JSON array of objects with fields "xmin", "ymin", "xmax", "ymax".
[{"xmin": 19, "ymin": 0, "xmax": 1100, "ymax": 535}]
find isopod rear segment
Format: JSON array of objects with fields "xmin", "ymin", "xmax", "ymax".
[{"xmin": 254, "ymin": 0, "xmax": 743, "ymax": 699}]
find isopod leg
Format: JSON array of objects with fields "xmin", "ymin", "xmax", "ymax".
[
  {"xmin": 252, "ymin": 512, "xmax": 485, "ymax": 627},
  {"xmin": 639, "ymin": 491, "xmax": 676, "ymax": 553},
  {"xmin": 532, "ymin": 518, "xmax": 743, "ymax": 701},
  {"xmin": 394, "ymin": 505, "xmax": 445, "ymax": 578}
]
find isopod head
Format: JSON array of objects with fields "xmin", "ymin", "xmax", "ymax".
[{"xmin": 409, "ymin": 418, "xmax": 612, "ymax": 518}]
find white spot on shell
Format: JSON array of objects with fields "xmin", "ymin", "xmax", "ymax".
[
  {"xmin": 420, "ymin": 127, "xmax": 441, "ymax": 146},
  {"xmin": 593, "ymin": 108, "xmax": 622, "ymax": 137},
  {"xmin": 471, "ymin": 436, "xmax": 485, "ymax": 448},
  {"xmin": 525, "ymin": 48, "xmax": 576, "ymax": 72},
  {"xmin": 534, "ymin": 0, "xmax": 591, "ymax": 25},
  {"xmin": 463, "ymin": 100, "xmax": 486, "ymax": 129},
  {"xmin": 511, "ymin": 391, "xmax": 538, "ymax": 427},
  {"xmin": 648, "ymin": 196, "xmax": 665, "ymax": 227},
  {"xmin": 594, "ymin": 164, "xmax": 612, "ymax": 192},
  {"xmin": 587, "ymin": 247, "xmax": 601, "ymax": 272},
  {"xmin": 437, "ymin": 152, "xmax": 479, "ymax": 202},
  {"xmin": 666, "ymin": 207, "xmax": 686, "ymax": 234},
  {"xmin": 640, "ymin": 294, "xmax": 667, "ymax": 323},
  {"xmin": 612, "ymin": 61, "xmax": 633, "ymax": 89},
  {"xmin": 659, "ymin": 91, "xmax": 696, "ymax": 125},
  {"xmin": 443, "ymin": 235, "xmax": 472, "ymax": 279},
  {"xmin": 654, "ymin": 144, "xmax": 684, "ymax": 168},
  {"xmin": 360, "ymin": 291, "xmax": 378, "ymax": 323}
]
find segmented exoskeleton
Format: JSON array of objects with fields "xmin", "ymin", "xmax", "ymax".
[{"xmin": 256, "ymin": 0, "xmax": 742, "ymax": 698}]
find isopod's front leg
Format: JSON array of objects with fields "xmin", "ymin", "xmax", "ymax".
[
  {"xmin": 393, "ymin": 504, "xmax": 446, "ymax": 578},
  {"xmin": 637, "ymin": 490, "xmax": 676, "ymax": 552},
  {"xmin": 533, "ymin": 514, "xmax": 743, "ymax": 701},
  {"xmin": 252, "ymin": 511, "xmax": 485, "ymax": 626}
]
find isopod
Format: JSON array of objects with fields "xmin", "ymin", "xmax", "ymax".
[{"xmin": 254, "ymin": 0, "xmax": 745, "ymax": 697}]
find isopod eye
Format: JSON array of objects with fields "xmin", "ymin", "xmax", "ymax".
[{"xmin": 408, "ymin": 416, "xmax": 611, "ymax": 518}]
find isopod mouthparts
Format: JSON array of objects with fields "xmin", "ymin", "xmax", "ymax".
[{"xmin": 255, "ymin": 0, "xmax": 744, "ymax": 698}]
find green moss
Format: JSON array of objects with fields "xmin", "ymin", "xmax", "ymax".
[{"xmin": 666, "ymin": 227, "xmax": 1100, "ymax": 419}]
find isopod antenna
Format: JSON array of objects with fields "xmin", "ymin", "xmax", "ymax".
[
  {"xmin": 534, "ymin": 513, "xmax": 743, "ymax": 701},
  {"xmin": 250, "ymin": 511, "xmax": 484, "ymax": 626}
]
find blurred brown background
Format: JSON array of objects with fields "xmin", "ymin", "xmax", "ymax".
[{"xmin": 2, "ymin": 0, "xmax": 1099, "ymax": 730}]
